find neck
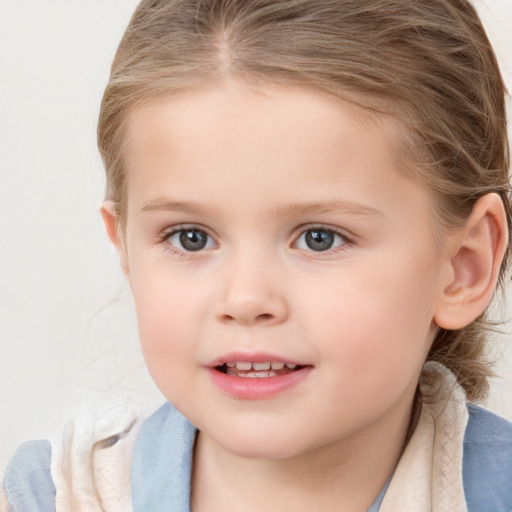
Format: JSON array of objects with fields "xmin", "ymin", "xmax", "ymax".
[{"xmin": 191, "ymin": 393, "xmax": 417, "ymax": 512}]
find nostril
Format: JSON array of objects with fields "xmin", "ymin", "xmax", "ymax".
[
  {"xmin": 215, "ymin": 295, "xmax": 288, "ymax": 326},
  {"xmin": 220, "ymin": 313, "xmax": 274, "ymax": 323}
]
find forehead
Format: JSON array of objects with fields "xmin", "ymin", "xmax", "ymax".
[
  {"xmin": 124, "ymin": 83, "xmax": 402, "ymax": 175},
  {"xmin": 125, "ymin": 81, "xmax": 396, "ymax": 150},
  {"xmin": 121, "ymin": 82, "xmax": 433, "ymax": 228}
]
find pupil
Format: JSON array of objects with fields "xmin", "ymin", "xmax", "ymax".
[
  {"xmin": 180, "ymin": 229, "xmax": 207, "ymax": 251},
  {"xmin": 305, "ymin": 230, "xmax": 334, "ymax": 251}
]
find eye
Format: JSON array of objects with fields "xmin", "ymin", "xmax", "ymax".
[
  {"xmin": 166, "ymin": 228, "xmax": 215, "ymax": 252},
  {"xmin": 295, "ymin": 228, "xmax": 348, "ymax": 252}
]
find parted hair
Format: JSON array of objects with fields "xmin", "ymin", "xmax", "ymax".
[{"xmin": 98, "ymin": 0, "xmax": 511, "ymax": 402}]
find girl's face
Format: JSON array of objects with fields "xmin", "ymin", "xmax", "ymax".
[{"xmin": 115, "ymin": 83, "xmax": 452, "ymax": 460}]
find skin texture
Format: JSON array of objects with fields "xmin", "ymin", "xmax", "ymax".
[{"xmin": 101, "ymin": 82, "xmax": 507, "ymax": 511}]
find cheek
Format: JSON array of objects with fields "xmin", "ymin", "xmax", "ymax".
[
  {"xmin": 128, "ymin": 265, "xmax": 208, "ymax": 385},
  {"xmin": 130, "ymin": 256, "xmax": 206, "ymax": 333},
  {"xmin": 299, "ymin": 251, "xmax": 438, "ymax": 373},
  {"xmin": 299, "ymin": 263, "xmax": 437, "ymax": 428}
]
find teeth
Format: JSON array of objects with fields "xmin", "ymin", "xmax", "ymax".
[
  {"xmin": 230, "ymin": 370, "xmax": 279, "ymax": 378},
  {"xmin": 223, "ymin": 360, "xmax": 302, "ymax": 378},
  {"xmin": 225, "ymin": 361, "xmax": 297, "ymax": 370},
  {"xmin": 253, "ymin": 362, "xmax": 271, "ymax": 370}
]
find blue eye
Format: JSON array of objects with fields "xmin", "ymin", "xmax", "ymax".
[
  {"xmin": 296, "ymin": 228, "xmax": 347, "ymax": 252},
  {"xmin": 167, "ymin": 228, "xmax": 215, "ymax": 252}
]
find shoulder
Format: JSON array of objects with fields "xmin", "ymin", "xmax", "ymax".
[
  {"xmin": 463, "ymin": 404, "xmax": 512, "ymax": 512},
  {"xmin": 2, "ymin": 394, "xmax": 143, "ymax": 511},
  {"xmin": 465, "ymin": 403, "xmax": 512, "ymax": 444},
  {"xmin": 2, "ymin": 440, "xmax": 55, "ymax": 511}
]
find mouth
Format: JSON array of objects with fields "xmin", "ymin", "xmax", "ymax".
[
  {"xmin": 209, "ymin": 356, "xmax": 312, "ymax": 399},
  {"xmin": 215, "ymin": 361, "xmax": 305, "ymax": 378}
]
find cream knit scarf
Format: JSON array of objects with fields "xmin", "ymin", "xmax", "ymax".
[
  {"xmin": 48, "ymin": 362, "xmax": 468, "ymax": 512},
  {"xmin": 379, "ymin": 361, "xmax": 468, "ymax": 511}
]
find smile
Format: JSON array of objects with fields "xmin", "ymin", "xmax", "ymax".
[
  {"xmin": 216, "ymin": 361, "xmax": 303, "ymax": 378},
  {"xmin": 210, "ymin": 358, "xmax": 312, "ymax": 399}
]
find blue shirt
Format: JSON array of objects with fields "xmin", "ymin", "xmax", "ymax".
[{"xmin": 4, "ymin": 404, "xmax": 512, "ymax": 511}]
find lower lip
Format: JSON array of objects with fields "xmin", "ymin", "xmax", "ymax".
[{"xmin": 208, "ymin": 367, "xmax": 312, "ymax": 400}]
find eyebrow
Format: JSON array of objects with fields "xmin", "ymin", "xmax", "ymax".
[
  {"xmin": 141, "ymin": 198, "xmax": 216, "ymax": 216},
  {"xmin": 141, "ymin": 197, "xmax": 384, "ymax": 219},
  {"xmin": 273, "ymin": 200, "xmax": 384, "ymax": 219}
]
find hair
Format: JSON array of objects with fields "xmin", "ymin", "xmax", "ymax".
[{"xmin": 98, "ymin": 0, "xmax": 511, "ymax": 402}]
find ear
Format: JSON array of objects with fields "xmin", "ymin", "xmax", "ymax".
[
  {"xmin": 100, "ymin": 201, "xmax": 130, "ymax": 277},
  {"xmin": 434, "ymin": 193, "xmax": 508, "ymax": 330}
]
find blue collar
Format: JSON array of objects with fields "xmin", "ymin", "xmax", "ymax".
[{"xmin": 131, "ymin": 402, "xmax": 196, "ymax": 511}]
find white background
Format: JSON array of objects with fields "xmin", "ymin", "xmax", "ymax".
[{"xmin": 1, "ymin": 0, "xmax": 512, "ymax": 475}]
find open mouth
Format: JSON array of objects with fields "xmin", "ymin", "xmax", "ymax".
[
  {"xmin": 215, "ymin": 361, "xmax": 305, "ymax": 378},
  {"xmin": 210, "ymin": 359, "xmax": 312, "ymax": 398}
]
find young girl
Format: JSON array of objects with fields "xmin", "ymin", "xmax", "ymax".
[{"xmin": 3, "ymin": 0, "xmax": 512, "ymax": 510}]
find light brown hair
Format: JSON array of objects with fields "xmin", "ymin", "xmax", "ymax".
[{"xmin": 98, "ymin": 0, "xmax": 511, "ymax": 401}]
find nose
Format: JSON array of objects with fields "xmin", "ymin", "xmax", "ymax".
[{"xmin": 214, "ymin": 258, "xmax": 289, "ymax": 326}]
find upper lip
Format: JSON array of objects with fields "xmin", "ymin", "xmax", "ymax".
[{"xmin": 207, "ymin": 352, "xmax": 308, "ymax": 368}]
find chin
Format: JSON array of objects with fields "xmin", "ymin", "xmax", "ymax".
[
  {"xmin": 209, "ymin": 425, "xmax": 314, "ymax": 460},
  {"xmin": 225, "ymin": 442, "xmax": 304, "ymax": 460}
]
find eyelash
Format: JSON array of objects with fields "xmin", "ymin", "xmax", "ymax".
[{"xmin": 158, "ymin": 225, "xmax": 353, "ymax": 256}]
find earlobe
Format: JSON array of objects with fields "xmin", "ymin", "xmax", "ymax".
[
  {"xmin": 434, "ymin": 193, "xmax": 508, "ymax": 330},
  {"xmin": 100, "ymin": 201, "xmax": 130, "ymax": 277}
]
